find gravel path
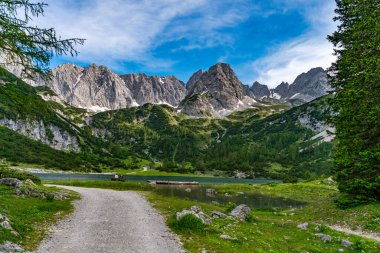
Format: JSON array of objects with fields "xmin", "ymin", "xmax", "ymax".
[{"xmin": 35, "ymin": 186, "xmax": 183, "ymax": 253}]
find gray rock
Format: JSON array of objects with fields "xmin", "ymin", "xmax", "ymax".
[
  {"xmin": 341, "ymin": 239, "xmax": 353, "ymax": 248},
  {"xmin": 0, "ymin": 178, "xmax": 22, "ymax": 188},
  {"xmin": 176, "ymin": 207, "xmax": 212, "ymax": 224},
  {"xmin": 212, "ymin": 211, "xmax": 228, "ymax": 219},
  {"xmin": 121, "ymin": 74, "xmax": 186, "ymax": 107},
  {"xmin": 220, "ymin": 234, "xmax": 237, "ymax": 240},
  {"xmin": 176, "ymin": 210, "xmax": 194, "ymax": 221},
  {"xmin": 0, "ymin": 241, "xmax": 24, "ymax": 252},
  {"xmin": 249, "ymin": 81, "xmax": 270, "ymax": 99},
  {"xmin": 181, "ymin": 63, "xmax": 254, "ymax": 117},
  {"xmin": 230, "ymin": 204, "xmax": 251, "ymax": 220},
  {"xmin": 39, "ymin": 63, "xmax": 136, "ymax": 111},
  {"xmin": 185, "ymin": 188, "xmax": 191, "ymax": 192},
  {"xmin": 197, "ymin": 212, "xmax": 212, "ymax": 225},
  {"xmin": 323, "ymin": 177, "xmax": 335, "ymax": 185},
  {"xmin": 0, "ymin": 220, "xmax": 12, "ymax": 230},
  {"xmin": 315, "ymin": 233, "xmax": 332, "ymax": 242},
  {"xmin": 186, "ymin": 70, "xmax": 204, "ymax": 91},
  {"xmin": 269, "ymin": 67, "xmax": 332, "ymax": 102},
  {"xmin": 271, "ymin": 81, "xmax": 290, "ymax": 99},
  {"xmin": 206, "ymin": 189, "xmax": 216, "ymax": 194},
  {"xmin": 25, "ymin": 179, "xmax": 36, "ymax": 186},
  {"xmin": 190, "ymin": 206, "xmax": 202, "ymax": 213},
  {"xmin": 297, "ymin": 222, "xmax": 308, "ymax": 230},
  {"xmin": 0, "ymin": 118, "xmax": 80, "ymax": 152}
]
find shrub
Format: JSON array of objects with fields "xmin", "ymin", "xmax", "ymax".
[
  {"xmin": 0, "ymin": 166, "xmax": 41, "ymax": 184},
  {"xmin": 174, "ymin": 214, "xmax": 205, "ymax": 232},
  {"xmin": 283, "ymin": 176, "xmax": 298, "ymax": 183},
  {"xmin": 225, "ymin": 202, "xmax": 236, "ymax": 213},
  {"xmin": 245, "ymin": 212, "xmax": 257, "ymax": 223}
]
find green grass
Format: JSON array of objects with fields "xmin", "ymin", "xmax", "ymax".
[
  {"xmin": 50, "ymin": 180, "xmax": 153, "ymax": 191},
  {"xmin": 0, "ymin": 185, "xmax": 78, "ymax": 251},
  {"xmin": 145, "ymin": 182, "xmax": 380, "ymax": 253},
  {"xmin": 6, "ymin": 178, "xmax": 378, "ymax": 252}
]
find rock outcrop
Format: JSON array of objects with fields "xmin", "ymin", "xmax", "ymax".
[
  {"xmin": 0, "ymin": 118, "xmax": 80, "ymax": 152},
  {"xmin": 249, "ymin": 67, "xmax": 331, "ymax": 103},
  {"xmin": 120, "ymin": 74, "xmax": 186, "ymax": 106},
  {"xmin": 176, "ymin": 206, "xmax": 212, "ymax": 224},
  {"xmin": 230, "ymin": 204, "xmax": 251, "ymax": 220},
  {"xmin": 181, "ymin": 63, "xmax": 255, "ymax": 117},
  {"xmin": 249, "ymin": 81, "xmax": 271, "ymax": 99},
  {"xmin": 39, "ymin": 63, "xmax": 137, "ymax": 112}
]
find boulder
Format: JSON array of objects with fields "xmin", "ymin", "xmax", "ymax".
[
  {"xmin": 212, "ymin": 211, "xmax": 228, "ymax": 219},
  {"xmin": 323, "ymin": 177, "xmax": 335, "ymax": 185},
  {"xmin": 206, "ymin": 189, "xmax": 216, "ymax": 194},
  {"xmin": 176, "ymin": 206, "xmax": 212, "ymax": 224},
  {"xmin": 0, "ymin": 241, "xmax": 24, "ymax": 252},
  {"xmin": 185, "ymin": 188, "xmax": 191, "ymax": 192},
  {"xmin": 230, "ymin": 204, "xmax": 251, "ymax": 220},
  {"xmin": 315, "ymin": 233, "xmax": 332, "ymax": 242},
  {"xmin": 220, "ymin": 234, "xmax": 237, "ymax": 240},
  {"xmin": 176, "ymin": 210, "xmax": 194, "ymax": 221},
  {"xmin": 25, "ymin": 179, "xmax": 36, "ymax": 186},
  {"xmin": 341, "ymin": 239, "xmax": 353, "ymax": 249},
  {"xmin": 0, "ymin": 178, "xmax": 22, "ymax": 188},
  {"xmin": 297, "ymin": 222, "xmax": 308, "ymax": 230},
  {"xmin": 0, "ymin": 214, "xmax": 18, "ymax": 236},
  {"xmin": 0, "ymin": 220, "xmax": 12, "ymax": 230},
  {"xmin": 190, "ymin": 206, "xmax": 202, "ymax": 213}
]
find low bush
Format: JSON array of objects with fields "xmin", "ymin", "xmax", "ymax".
[
  {"xmin": 0, "ymin": 166, "xmax": 41, "ymax": 184},
  {"xmin": 173, "ymin": 214, "xmax": 205, "ymax": 232}
]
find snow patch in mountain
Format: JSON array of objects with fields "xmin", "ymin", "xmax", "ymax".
[
  {"xmin": 290, "ymin": 93, "xmax": 300, "ymax": 99},
  {"xmin": 271, "ymin": 92, "xmax": 281, "ymax": 99},
  {"xmin": 88, "ymin": 106, "xmax": 111, "ymax": 112},
  {"xmin": 73, "ymin": 74, "xmax": 83, "ymax": 88}
]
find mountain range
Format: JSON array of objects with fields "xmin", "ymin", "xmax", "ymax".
[
  {"xmin": 25, "ymin": 62, "xmax": 331, "ymax": 116},
  {"xmin": 0, "ymin": 61, "xmax": 334, "ymax": 179}
]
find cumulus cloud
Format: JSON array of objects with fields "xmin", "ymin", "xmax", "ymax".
[
  {"xmin": 33, "ymin": 0, "xmax": 252, "ymax": 72},
  {"xmin": 238, "ymin": 0, "xmax": 337, "ymax": 87}
]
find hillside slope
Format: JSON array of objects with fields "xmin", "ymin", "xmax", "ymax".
[{"xmin": 0, "ymin": 67, "xmax": 334, "ymax": 179}]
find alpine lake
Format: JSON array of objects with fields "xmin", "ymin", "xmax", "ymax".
[{"xmin": 34, "ymin": 173, "xmax": 306, "ymax": 209}]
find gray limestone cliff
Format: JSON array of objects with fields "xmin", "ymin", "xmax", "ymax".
[{"xmin": 120, "ymin": 74, "xmax": 186, "ymax": 107}]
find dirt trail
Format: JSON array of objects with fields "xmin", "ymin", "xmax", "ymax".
[{"xmin": 35, "ymin": 185, "xmax": 183, "ymax": 253}]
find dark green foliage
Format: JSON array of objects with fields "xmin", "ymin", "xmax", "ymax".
[
  {"xmin": 173, "ymin": 214, "xmax": 205, "ymax": 232},
  {"xmin": 244, "ymin": 211, "xmax": 257, "ymax": 223},
  {"xmin": 283, "ymin": 176, "xmax": 298, "ymax": 184},
  {"xmin": 328, "ymin": 0, "xmax": 380, "ymax": 203},
  {"xmin": 0, "ymin": 67, "xmax": 334, "ymax": 178},
  {"xmin": 0, "ymin": 0, "xmax": 84, "ymax": 78},
  {"xmin": 88, "ymin": 96, "xmax": 333, "ymax": 179},
  {"xmin": 0, "ymin": 165, "xmax": 41, "ymax": 184},
  {"xmin": 225, "ymin": 202, "xmax": 236, "ymax": 213}
]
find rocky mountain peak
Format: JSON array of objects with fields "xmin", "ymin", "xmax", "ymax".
[
  {"xmin": 250, "ymin": 81, "xmax": 270, "ymax": 99},
  {"xmin": 41, "ymin": 63, "xmax": 136, "ymax": 112},
  {"xmin": 120, "ymin": 73, "xmax": 186, "ymax": 107},
  {"xmin": 186, "ymin": 70, "xmax": 204, "ymax": 90},
  {"xmin": 181, "ymin": 63, "xmax": 252, "ymax": 117}
]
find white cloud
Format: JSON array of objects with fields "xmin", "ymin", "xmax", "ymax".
[
  {"xmin": 246, "ymin": 36, "xmax": 336, "ymax": 87},
  {"xmin": 237, "ymin": 0, "xmax": 337, "ymax": 87},
  {"xmin": 33, "ymin": 0, "xmax": 251, "ymax": 72}
]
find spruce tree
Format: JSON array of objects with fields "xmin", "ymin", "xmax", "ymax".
[
  {"xmin": 328, "ymin": 0, "xmax": 380, "ymax": 205},
  {"xmin": 0, "ymin": 0, "xmax": 84, "ymax": 78}
]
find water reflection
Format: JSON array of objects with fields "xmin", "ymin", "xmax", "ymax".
[{"xmin": 153, "ymin": 185, "xmax": 306, "ymax": 209}]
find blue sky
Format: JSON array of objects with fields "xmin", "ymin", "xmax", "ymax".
[{"xmin": 35, "ymin": 0, "xmax": 336, "ymax": 88}]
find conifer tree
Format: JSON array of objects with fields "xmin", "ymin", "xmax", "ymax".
[
  {"xmin": 0, "ymin": 0, "xmax": 84, "ymax": 78},
  {"xmin": 328, "ymin": 0, "xmax": 380, "ymax": 205}
]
